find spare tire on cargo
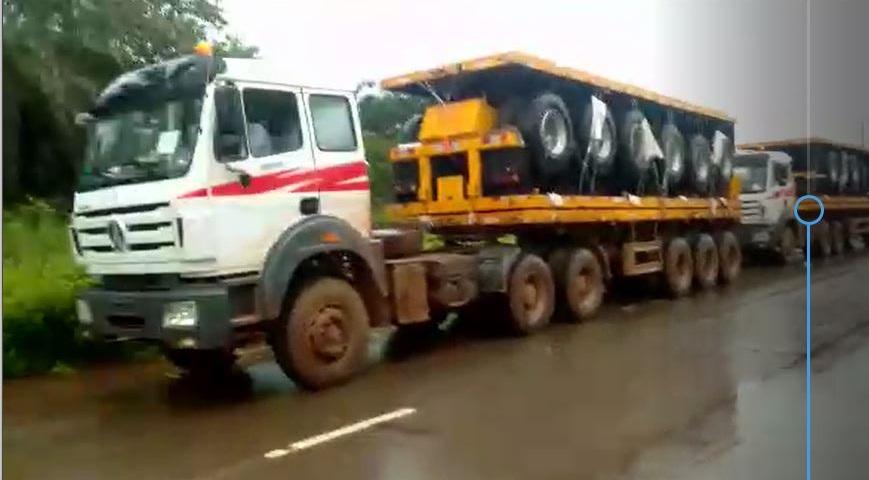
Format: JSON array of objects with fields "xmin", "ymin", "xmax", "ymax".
[
  {"xmin": 617, "ymin": 109, "xmax": 657, "ymax": 191},
  {"xmin": 577, "ymin": 98, "xmax": 618, "ymax": 180},
  {"xmin": 397, "ymin": 114, "xmax": 423, "ymax": 144},
  {"xmin": 716, "ymin": 136, "xmax": 735, "ymax": 196},
  {"xmin": 839, "ymin": 152, "xmax": 852, "ymax": 193},
  {"xmin": 822, "ymin": 150, "xmax": 842, "ymax": 194},
  {"xmin": 659, "ymin": 123, "xmax": 686, "ymax": 193},
  {"xmin": 686, "ymin": 134, "xmax": 712, "ymax": 195},
  {"xmin": 850, "ymin": 154, "xmax": 863, "ymax": 194},
  {"xmin": 510, "ymin": 92, "xmax": 576, "ymax": 179}
]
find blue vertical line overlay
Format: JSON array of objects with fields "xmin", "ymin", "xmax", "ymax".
[
  {"xmin": 805, "ymin": 226, "xmax": 811, "ymax": 480},
  {"xmin": 793, "ymin": 194, "xmax": 823, "ymax": 480}
]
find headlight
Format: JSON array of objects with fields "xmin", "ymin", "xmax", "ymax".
[
  {"xmin": 163, "ymin": 301, "xmax": 198, "ymax": 328},
  {"xmin": 76, "ymin": 300, "xmax": 93, "ymax": 324}
]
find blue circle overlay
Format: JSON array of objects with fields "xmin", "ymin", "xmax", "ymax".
[{"xmin": 794, "ymin": 195, "xmax": 825, "ymax": 226}]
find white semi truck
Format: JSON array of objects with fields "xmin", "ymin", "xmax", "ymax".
[
  {"xmin": 72, "ymin": 48, "xmax": 743, "ymax": 390},
  {"xmin": 736, "ymin": 138, "xmax": 869, "ymax": 262}
]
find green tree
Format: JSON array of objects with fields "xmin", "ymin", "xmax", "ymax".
[{"xmin": 2, "ymin": 0, "xmax": 253, "ymax": 204}]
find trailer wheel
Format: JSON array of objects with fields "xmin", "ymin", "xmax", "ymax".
[
  {"xmin": 777, "ymin": 225, "xmax": 797, "ymax": 264},
  {"xmin": 663, "ymin": 237, "xmax": 693, "ymax": 297},
  {"xmin": 514, "ymin": 93, "xmax": 576, "ymax": 177},
  {"xmin": 831, "ymin": 221, "xmax": 846, "ymax": 255},
  {"xmin": 815, "ymin": 221, "xmax": 832, "ymax": 258},
  {"xmin": 693, "ymin": 234, "xmax": 719, "ymax": 290},
  {"xmin": 273, "ymin": 278, "xmax": 370, "ymax": 390},
  {"xmin": 660, "ymin": 124, "xmax": 686, "ymax": 193},
  {"xmin": 560, "ymin": 248, "xmax": 605, "ymax": 321},
  {"xmin": 505, "ymin": 254, "xmax": 556, "ymax": 335},
  {"xmin": 716, "ymin": 231, "xmax": 742, "ymax": 284},
  {"xmin": 687, "ymin": 135, "xmax": 712, "ymax": 195}
]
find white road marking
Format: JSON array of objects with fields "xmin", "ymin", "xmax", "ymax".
[
  {"xmin": 262, "ymin": 407, "xmax": 417, "ymax": 459},
  {"xmin": 263, "ymin": 449, "xmax": 290, "ymax": 459}
]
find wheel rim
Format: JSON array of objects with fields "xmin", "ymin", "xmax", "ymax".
[
  {"xmin": 541, "ymin": 109, "xmax": 569, "ymax": 157},
  {"xmin": 307, "ymin": 306, "xmax": 349, "ymax": 362},
  {"xmin": 518, "ymin": 272, "xmax": 546, "ymax": 326}
]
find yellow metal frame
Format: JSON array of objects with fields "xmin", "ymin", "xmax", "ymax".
[
  {"xmin": 381, "ymin": 51, "xmax": 733, "ymax": 122},
  {"xmin": 386, "ymin": 195, "xmax": 740, "ymax": 228},
  {"xmin": 739, "ymin": 137, "xmax": 869, "ymax": 155},
  {"xmin": 796, "ymin": 196, "xmax": 869, "ymax": 212}
]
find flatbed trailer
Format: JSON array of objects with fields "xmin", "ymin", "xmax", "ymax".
[{"xmin": 380, "ymin": 52, "xmax": 744, "ymax": 340}]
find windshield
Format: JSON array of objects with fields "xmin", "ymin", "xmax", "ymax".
[
  {"xmin": 733, "ymin": 155, "xmax": 769, "ymax": 193},
  {"xmin": 77, "ymin": 97, "xmax": 203, "ymax": 192}
]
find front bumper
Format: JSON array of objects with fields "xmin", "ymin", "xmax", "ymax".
[
  {"xmin": 736, "ymin": 224, "xmax": 779, "ymax": 251},
  {"xmin": 78, "ymin": 284, "xmax": 235, "ymax": 350}
]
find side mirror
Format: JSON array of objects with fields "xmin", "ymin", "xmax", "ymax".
[
  {"xmin": 224, "ymin": 163, "xmax": 252, "ymax": 188},
  {"xmin": 213, "ymin": 84, "xmax": 248, "ymax": 162}
]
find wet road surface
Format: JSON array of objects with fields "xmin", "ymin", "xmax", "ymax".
[{"xmin": 5, "ymin": 256, "xmax": 869, "ymax": 480}]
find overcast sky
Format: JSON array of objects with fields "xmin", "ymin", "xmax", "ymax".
[{"xmin": 221, "ymin": 0, "xmax": 869, "ymax": 145}]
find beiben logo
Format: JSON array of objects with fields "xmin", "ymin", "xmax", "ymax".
[{"xmin": 107, "ymin": 219, "xmax": 127, "ymax": 252}]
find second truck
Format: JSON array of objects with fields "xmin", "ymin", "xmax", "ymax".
[{"xmin": 72, "ymin": 49, "xmax": 742, "ymax": 390}]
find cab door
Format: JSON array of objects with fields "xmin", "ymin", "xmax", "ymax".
[
  {"xmin": 209, "ymin": 82, "xmax": 318, "ymax": 272},
  {"xmin": 301, "ymin": 88, "xmax": 370, "ymax": 236}
]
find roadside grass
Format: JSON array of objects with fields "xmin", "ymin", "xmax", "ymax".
[{"xmin": 2, "ymin": 199, "xmax": 150, "ymax": 378}]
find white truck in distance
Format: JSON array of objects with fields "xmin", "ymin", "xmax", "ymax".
[{"xmin": 733, "ymin": 149, "xmax": 799, "ymax": 262}]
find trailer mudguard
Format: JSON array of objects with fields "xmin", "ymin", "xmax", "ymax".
[{"xmin": 257, "ymin": 215, "xmax": 388, "ymax": 320}]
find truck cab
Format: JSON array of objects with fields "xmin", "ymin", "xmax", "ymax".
[
  {"xmin": 733, "ymin": 149, "xmax": 800, "ymax": 261},
  {"xmin": 72, "ymin": 48, "xmax": 390, "ymax": 387}
]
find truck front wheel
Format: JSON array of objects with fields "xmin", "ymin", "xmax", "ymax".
[{"xmin": 273, "ymin": 278, "xmax": 370, "ymax": 390}]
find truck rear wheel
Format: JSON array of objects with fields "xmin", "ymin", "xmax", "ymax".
[
  {"xmin": 556, "ymin": 248, "xmax": 605, "ymax": 321},
  {"xmin": 663, "ymin": 237, "xmax": 693, "ymax": 297},
  {"xmin": 273, "ymin": 278, "xmax": 370, "ymax": 390},
  {"xmin": 831, "ymin": 221, "xmax": 845, "ymax": 255},
  {"xmin": 815, "ymin": 221, "xmax": 832, "ymax": 258},
  {"xmin": 716, "ymin": 231, "xmax": 742, "ymax": 284},
  {"xmin": 504, "ymin": 254, "xmax": 556, "ymax": 335},
  {"xmin": 693, "ymin": 234, "xmax": 719, "ymax": 290}
]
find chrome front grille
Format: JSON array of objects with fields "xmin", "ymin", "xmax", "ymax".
[
  {"xmin": 72, "ymin": 203, "xmax": 179, "ymax": 256},
  {"xmin": 740, "ymin": 199, "xmax": 762, "ymax": 220}
]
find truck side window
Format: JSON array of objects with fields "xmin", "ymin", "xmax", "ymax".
[
  {"xmin": 242, "ymin": 89, "xmax": 304, "ymax": 158},
  {"xmin": 309, "ymin": 95, "xmax": 358, "ymax": 152},
  {"xmin": 214, "ymin": 86, "xmax": 248, "ymax": 162},
  {"xmin": 773, "ymin": 163, "xmax": 789, "ymax": 186}
]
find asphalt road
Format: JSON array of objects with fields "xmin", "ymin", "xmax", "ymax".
[{"xmin": 5, "ymin": 256, "xmax": 869, "ymax": 480}]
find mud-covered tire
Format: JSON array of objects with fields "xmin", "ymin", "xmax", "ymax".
[
  {"xmin": 687, "ymin": 135, "xmax": 712, "ymax": 195},
  {"xmin": 716, "ymin": 231, "xmax": 742, "ymax": 284},
  {"xmin": 514, "ymin": 93, "xmax": 576, "ymax": 178},
  {"xmin": 831, "ymin": 221, "xmax": 846, "ymax": 255},
  {"xmin": 503, "ymin": 254, "xmax": 556, "ymax": 335},
  {"xmin": 693, "ymin": 234, "xmax": 720, "ymax": 290},
  {"xmin": 663, "ymin": 237, "xmax": 693, "ymax": 297},
  {"xmin": 660, "ymin": 123, "xmax": 686, "ymax": 193},
  {"xmin": 815, "ymin": 221, "xmax": 832, "ymax": 258},
  {"xmin": 551, "ymin": 247, "xmax": 605, "ymax": 322},
  {"xmin": 273, "ymin": 278, "xmax": 370, "ymax": 390},
  {"xmin": 163, "ymin": 348, "xmax": 237, "ymax": 378}
]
